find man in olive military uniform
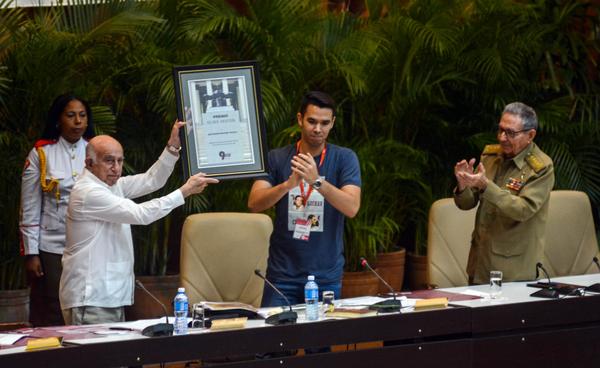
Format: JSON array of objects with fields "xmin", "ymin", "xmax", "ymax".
[{"xmin": 454, "ymin": 102, "xmax": 555, "ymax": 284}]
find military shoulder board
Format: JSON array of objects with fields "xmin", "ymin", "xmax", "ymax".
[
  {"xmin": 525, "ymin": 153, "xmax": 546, "ymax": 173},
  {"xmin": 482, "ymin": 144, "xmax": 502, "ymax": 155}
]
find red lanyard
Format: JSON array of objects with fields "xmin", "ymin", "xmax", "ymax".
[{"xmin": 296, "ymin": 141, "xmax": 327, "ymax": 206}]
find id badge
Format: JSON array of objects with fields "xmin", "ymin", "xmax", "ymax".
[
  {"xmin": 292, "ymin": 218, "xmax": 311, "ymax": 241},
  {"xmin": 288, "ymin": 178, "xmax": 325, "ymax": 233}
]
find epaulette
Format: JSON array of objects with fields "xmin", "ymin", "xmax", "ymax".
[
  {"xmin": 482, "ymin": 144, "xmax": 502, "ymax": 155},
  {"xmin": 525, "ymin": 152, "xmax": 546, "ymax": 173},
  {"xmin": 34, "ymin": 139, "xmax": 57, "ymax": 148}
]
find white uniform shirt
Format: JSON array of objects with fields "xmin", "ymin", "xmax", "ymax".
[
  {"xmin": 59, "ymin": 149, "xmax": 184, "ymax": 309},
  {"xmin": 20, "ymin": 136, "xmax": 88, "ymax": 255}
]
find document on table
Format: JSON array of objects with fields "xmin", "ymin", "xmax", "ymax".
[
  {"xmin": 108, "ymin": 317, "xmax": 171, "ymax": 331},
  {"xmin": 62, "ymin": 318, "xmax": 171, "ymax": 345},
  {"xmin": 338, "ymin": 296, "xmax": 411, "ymax": 308},
  {"xmin": 0, "ymin": 333, "xmax": 26, "ymax": 345},
  {"xmin": 460, "ymin": 289, "xmax": 491, "ymax": 298}
]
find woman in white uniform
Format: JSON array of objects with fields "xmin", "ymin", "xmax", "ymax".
[{"xmin": 19, "ymin": 94, "xmax": 95, "ymax": 326}]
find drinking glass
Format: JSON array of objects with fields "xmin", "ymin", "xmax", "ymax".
[
  {"xmin": 321, "ymin": 290, "xmax": 335, "ymax": 316},
  {"xmin": 489, "ymin": 270, "xmax": 503, "ymax": 299},
  {"xmin": 191, "ymin": 303, "xmax": 205, "ymax": 328}
]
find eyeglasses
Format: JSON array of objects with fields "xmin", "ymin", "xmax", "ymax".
[{"xmin": 496, "ymin": 126, "xmax": 531, "ymax": 139}]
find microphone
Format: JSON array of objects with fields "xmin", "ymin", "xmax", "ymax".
[
  {"xmin": 360, "ymin": 257, "xmax": 401, "ymax": 312},
  {"xmin": 530, "ymin": 263, "xmax": 559, "ymax": 298},
  {"xmin": 253, "ymin": 270, "xmax": 297, "ymax": 325},
  {"xmin": 584, "ymin": 257, "xmax": 600, "ymax": 293},
  {"xmin": 135, "ymin": 280, "xmax": 174, "ymax": 337}
]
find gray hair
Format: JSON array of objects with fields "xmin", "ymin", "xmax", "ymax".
[
  {"xmin": 503, "ymin": 102, "xmax": 538, "ymax": 130},
  {"xmin": 86, "ymin": 143, "xmax": 97, "ymax": 162}
]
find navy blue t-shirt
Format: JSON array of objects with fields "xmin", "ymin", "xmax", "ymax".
[{"xmin": 263, "ymin": 143, "xmax": 361, "ymax": 285}]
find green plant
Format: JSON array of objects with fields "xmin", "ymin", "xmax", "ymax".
[
  {"xmin": 344, "ymin": 139, "xmax": 430, "ymax": 271},
  {"xmin": 0, "ymin": 131, "xmax": 28, "ymax": 290},
  {"xmin": 1, "ymin": 0, "xmax": 599, "ymax": 282},
  {"xmin": 0, "ymin": 0, "xmax": 141, "ymax": 286}
]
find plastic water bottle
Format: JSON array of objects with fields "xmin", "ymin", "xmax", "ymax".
[
  {"xmin": 304, "ymin": 275, "xmax": 319, "ymax": 321},
  {"xmin": 173, "ymin": 287, "xmax": 189, "ymax": 335}
]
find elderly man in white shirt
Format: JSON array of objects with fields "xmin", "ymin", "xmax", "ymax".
[{"xmin": 59, "ymin": 121, "xmax": 218, "ymax": 325}]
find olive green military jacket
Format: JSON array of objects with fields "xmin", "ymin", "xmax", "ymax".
[{"xmin": 454, "ymin": 142, "xmax": 555, "ymax": 284}]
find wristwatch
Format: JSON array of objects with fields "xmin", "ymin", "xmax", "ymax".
[
  {"xmin": 167, "ymin": 144, "xmax": 182, "ymax": 154},
  {"xmin": 312, "ymin": 178, "xmax": 323, "ymax": 190}
]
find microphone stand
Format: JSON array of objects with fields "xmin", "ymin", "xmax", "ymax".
[
  {"xmin": 360, "ymin": 257, "xmax": 401, "ymax": 312},
  {"xmin": 584, "ymin": 257, "xmax": 600, "ymax": 293},
  {"xmin": 135, "ymin": 280, "xmax": 175, "ymax": 337},
  {"xmin": 530, "ymin": 263, "xmax": 559, "ymax": 299},
  {"xmin": 254, "ymin": 270, "xmax": 297, "ymax": 325}
]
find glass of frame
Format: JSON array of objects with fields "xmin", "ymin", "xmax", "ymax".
[{"xmin": 173, "ymin": 61, "xmax": 269, "ymax": 180}]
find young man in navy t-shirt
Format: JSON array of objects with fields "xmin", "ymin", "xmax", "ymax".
[{"xmin": 248, "ymin": 91, "xmax": 362, "ymax": 307}]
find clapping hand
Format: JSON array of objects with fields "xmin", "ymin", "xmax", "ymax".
[
  {"xmin": 291, "ymin": 153, "xmax": 319, "ymax": 185},
  {"xmin": 455, "ymin": 159, "xmax": 488, "ymax": 191},
  {"xmin": 454, "ymin": 158, "xmax": 476, "ymax": 192}
]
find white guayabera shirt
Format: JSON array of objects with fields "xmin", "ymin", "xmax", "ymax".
[{"xmin": 60, "ymin": 149, "xmax": 184, "ymax": 309}]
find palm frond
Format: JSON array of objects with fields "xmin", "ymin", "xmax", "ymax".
[
  {"xmin": 541, "ymin": 140, "xmax": 600, "ymax": 205},
  {"xmin": 91, "ymin": 105, "xmax": 116, "ymax": 135}
]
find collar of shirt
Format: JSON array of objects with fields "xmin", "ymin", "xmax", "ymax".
[
  {"xmin": 507, "ymin": 142, "xmax": 535, "ymax": 171},
  {"xmin": 80, "ymin": 168, "xmax": 113, "ymax": 189},
  {"xmin": 58, "ymin": 135, "xmax": 84, "ymax": 151}
]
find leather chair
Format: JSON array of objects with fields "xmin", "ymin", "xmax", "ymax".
[
  {"xmin": 180, "ymin": 212, "xmax": 273, "ymax": 307},
  {"xmin": 427, "ymin": 191, "xmax": 600, "ymax": 288},
  {"xmin": 427, "ymin": 198, "xmax": 476, "ymax": 288},
  {"xmin": 543, "ymin": 190, "xmax": 600, "ymax": 277}
]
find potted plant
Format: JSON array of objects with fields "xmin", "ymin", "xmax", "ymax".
[
  {"xmin": 343, "ymin": 201, "xmax": 398, "ymax": 298},
  {"xmin": 0, "ymin": 131, "xmax": 29, "ymax": 323},
  {"xmin": 342, "ymin": 140, "xmax": 430, "ymax": 297},
  {"xmin": 374, "ymin": 141, "xmax": 431, "ymax": 294},
  {"xmin": 405, "ymin": 220, "xmax": 431, "ymax": 291},
  {"xmin": 0, "ymin": 259, "xmax": 28, "ymax": 324},
  {"xmin": 127, "ymin": 216, "xmax": 183, "ymax": 321}
]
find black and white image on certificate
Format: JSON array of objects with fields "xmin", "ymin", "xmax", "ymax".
[{"xmin": 187, "ymin": 76, "xmax": 255, "ymax": 169}]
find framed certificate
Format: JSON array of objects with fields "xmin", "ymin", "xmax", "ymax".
[{"xmin": 173, "ymin": 61, "xmax": 269, "ymax": 180}]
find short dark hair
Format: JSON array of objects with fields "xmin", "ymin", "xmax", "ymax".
[
  {"xmin": 299, "ymin": 91, "xmax": 336, "ymax": 117},
  {"xmin": 41, "ymin": 94, "xmax": 95, "ymax": 140}
]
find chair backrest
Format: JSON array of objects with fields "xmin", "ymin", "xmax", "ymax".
[
  {"xmin": 543, "ymin": 190, "xmax": 600, "ymax": 277},
  {"xmin": 180, "ymin": 212, "xmax": 273, "ymax": 307},
  {"xmin": 426, "ymin": 191, "xmax": 600, "ymax": 288},
  {"xmin": 427, "ymin": 198, "xmax": 476, "ymax": 288}
]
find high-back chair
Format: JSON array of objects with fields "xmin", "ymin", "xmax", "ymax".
[
  {"xmin": 427, "ymin": 191, "xmax": 600, "ymax": 288},
  {"xmin": 427, "ymin": 198, "xmax": 476, "ymax": 288},
  {"xmin": 180, "ymin": 212, "xmax": 273, "ymax": 307},
  {"xmin": 543, "ymin": 190, "xmax": 600, "ymax": 277}
]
